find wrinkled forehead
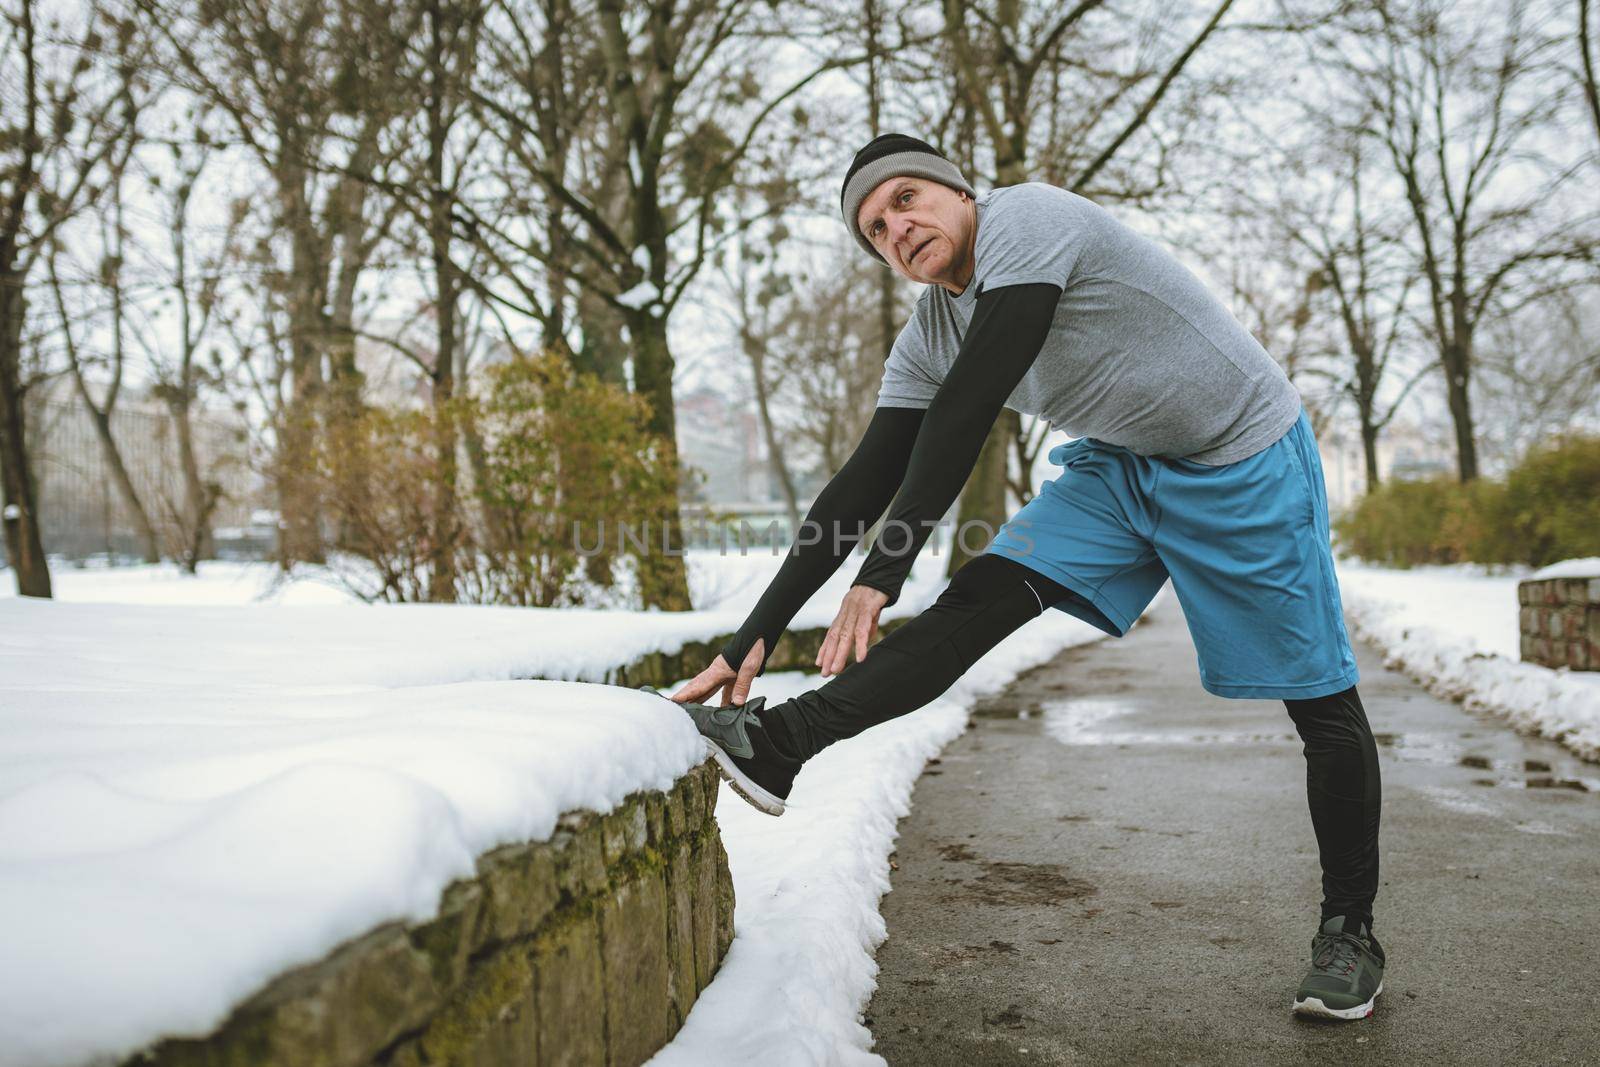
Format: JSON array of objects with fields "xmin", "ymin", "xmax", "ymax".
[{"xmin": 856, "ymin": 175, "xmax": 924, "ymax": 235}]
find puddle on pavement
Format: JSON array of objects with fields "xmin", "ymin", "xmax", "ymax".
[
  {"xmin": 1041, "ymin": 697, "xmax": 1299, "ymax": 748},
  {"xmin": 1459, "ymin": 754, "xmax": 1598, "ymax": 793},
  {"xmin": 1037, "ymin": 701, "xmax": 1600, "ymax": 796}
]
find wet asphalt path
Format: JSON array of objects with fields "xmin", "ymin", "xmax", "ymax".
[{"xmin": 866, "ymin": 598, "xmax": 1600, "ymax": 1065}]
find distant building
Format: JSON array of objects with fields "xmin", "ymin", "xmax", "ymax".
[
  {"xmin": 26, "ymin": 388, "xmax": 262, "ymax": 561},
  {"xmin": 675, "ymin": 387, "xmax": 777, "ymax": 506}
]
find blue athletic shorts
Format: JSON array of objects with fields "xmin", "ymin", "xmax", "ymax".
[{"xmin": 984, "ymin": 407, "xmax": 1359, "ymax": 700}]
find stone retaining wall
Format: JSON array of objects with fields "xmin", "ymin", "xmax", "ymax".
[
  {"xmin": 118, "ymin": 617, "xmax": 908, "ymax": 1067},
  {"xmin": 124, "ymin": 762, "xmax": 732, "ymax": 1067},
  {"xmin": 1518, "ymin": 576, "xmax": 1600, "ymax": 670}
]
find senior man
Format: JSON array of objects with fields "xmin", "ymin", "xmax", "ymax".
[{"xmin": 666, "ymin": 133, "xmax": 1386, "ymax": 1021}]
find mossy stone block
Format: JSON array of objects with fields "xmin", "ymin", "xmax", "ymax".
[
  {"xmin": 480, "ymin": 843, "xmax": 560, "ymax": 945},
  {"xmin": 534, "ymin": 915, "xmax": 606, "ymax": 1067},
  {"xmin": 553, "ymin": 819, "xmax": 607, "ymax": 902},
  {"xmin": 643, "ymin": 792, "xmax": 666, "ymax": 847},
  {"xmin": 712, "ymin": 835, "xmax": 735, "ymax": 958},
  {"xmin": 681, "ymin": 768, "xmax": 706, "ymax": 829},
  {"xmin": 696, "ymin": 762, "xmax": 721, "ymax": 823},
  {"xmin": 597, "ymin": 874, "xmax": 672, "ymax": 1065},
  {"xmin": 661, "ymin": 839, "xmax": 698, "ymax": 1024},
  {"xmin": 415, "ymin": 943, "xmax": 536, "ymax": 1065},
  {"xmin": 409, "ymin": 879, "xmax": 484, "ymax": 988},
  {"xmin": 601, "ymin": 800, "xmax": 648, "ymax": 866},
  {"xmin": 664, "ymin": 778, "xmax": 688, "ymax": 840},
  {"xmin": 690, "ymin": 839, "xmax": 719, "ymax": 992}
]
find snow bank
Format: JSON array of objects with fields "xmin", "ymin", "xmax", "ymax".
[
  {"xmin": 1531, "ymin": 557, "xmax": 1600, "ymax": 581},
  {"xmin": 1336, "ymin": 562, "xmax": 1600, "ymax": 762},
  {"xmin": 0, "ymin": 672, "xmax": 707, "ymax": 1067},
  {"xmin": 0, "ymin": 549, "xmax": 1078, "ymax": 1066},
  {"xmin": 651, "ymin": 611, "xmax": 1109, "ymax": 1067}
]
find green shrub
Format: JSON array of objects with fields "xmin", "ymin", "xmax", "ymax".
[
  {"xmin": 1333, "ymin": 478, "xmax": 1473, "ymax": 567},
  {"xmin": 1497, "ymin": 435, "xmax": 1600, "ymax": 567},
  {"xmin": 315, "ymin": 351, "xmax": 679, "ymax": 606},
  {"xmin": 1335, "ymin": 435, "xmax": 1600, "ymax": 567}
]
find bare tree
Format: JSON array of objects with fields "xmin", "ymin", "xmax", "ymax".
[
  {"xmin": 140, "ymin": 128, "xmax": 248, "ymax": 572},
  {"xmin": 1269, "ymin": 131, "xmax": 1433, "ymax": 491},
  {"xmin": 1320, "ymin": 0, "xmax": 1597, "ymax": 481},
  {"xmin": 1, "ymin": 0, "xmax": 145, "ymax": 596},
  {"xmin": 720, "ymin": 232, "xmax": 804, "ymax": 533},
  {"xmin": 140, "ymin": 0, "xmax": 412, "ymax": 564},
  {"xmin": 45, "ymin": 201, "xmax": 165, "ymax": 564},
  {"xmin": 774, "ymin": 257, "xmax": 888, "ymax": 481},
  {"xmin": 1581, "ymin": 0, "xmax": 1600, "ymax": 149},
  {"xmin": 1476, "ymin": 287, "xmax": 1600, "ymax": 466},
  {"xmin": 339, "ymin": 0, "xmax": 486, "ymax": 602},
  {"xmin": 467, "ymin": 0, "xmax": 866, "ymax": 609}
]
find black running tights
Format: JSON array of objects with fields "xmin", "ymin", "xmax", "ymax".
[{"xmin": 764, "ymin": 553, "xmax": 1382, "ymax": 925}]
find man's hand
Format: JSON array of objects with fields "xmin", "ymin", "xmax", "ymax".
[
  {"xmin": 817, "ymin": 585, "xmax": 890, "ymax": 677},
  {"xmin": 671, "ymin": 638, "xmax": 765, "ymax": 707}
]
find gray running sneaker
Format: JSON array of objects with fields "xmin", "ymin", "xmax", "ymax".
[
  {"xmin": 1293, "ymin": 915, "xmax": 1385, "ymax": 1020},
  {"xmin": 638, "ymin": 687, "xmax": 800, "ymax": 816}
]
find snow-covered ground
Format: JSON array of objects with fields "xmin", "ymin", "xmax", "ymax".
[
  {"xmin": 0, "ymin": 560, "xmax": 358, "ymax": 606},
  {"xmin": 3, "ymin": 550, "xmax": 880, "ymax": 613},
  {"xmin": 1336, "ymin": 560, "xmax": 1600, "ymax": 763},
  {"xmin": 0, "ymin": 554, "xmax": 1106, "ymax": 1067}
]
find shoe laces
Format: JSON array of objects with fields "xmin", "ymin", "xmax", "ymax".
[{"xmin": 1312, "ymin": 931, "xmax": 1365, "ymax": 978}]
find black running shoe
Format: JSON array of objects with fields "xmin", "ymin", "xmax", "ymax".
[
  {"xmin": 638, "ymin": 687, "xmax": 800, "ymax": 816},
  {"xmin": 1293, "ymin": 915, "xmax": 1385, "ymax": 1020}
]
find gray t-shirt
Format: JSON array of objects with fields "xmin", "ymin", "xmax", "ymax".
[{"xmin": 876, "ymin": 183, "xmax": 1303, "ymax": 465}]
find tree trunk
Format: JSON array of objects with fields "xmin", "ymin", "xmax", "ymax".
[
  {"xmin": 168, "ymin": 395, "xmax": 216, "ymax": 575},
  {"xmin": 629, "ymin": 310, "xmax": 692, "ymax": 610},
  {"xmin": 946, "ymin": 410, "xmax": 1013, "ymax": 575},
  {"xmin": 0, "ymin": 272, "xmax": 51, "ymax": 597},
  {"xmin": 426, "ymin": 5, "xmax": 459, "ymax": 604},
  {"xmin": 276, "ymin": 171, "xmax": 329, "ymax": 566},
  {"xmin": 72, "ymin": 372, "xmax": 162, "ymax": 563},
  {"xmin": 1360, "ymin": 417, "xmax": 1380, "ymax": 493},
  {"xmin": 747, "ymin": 343, "xmax": 802, "ymax": 533},
  {"xmin": 53, "ymin": 233, "xmax": 163, "ymax": 564},
  {"xmin": 572, "ymin": 286, "xmax": 629, "ymax": 385},
  {"xmin": 460, "ymin": 407, "xmax": 510, "ymax": 555},
  {"xmin": 1442, "ymin": 339, "xmax": 1478, "ymax": 482},
  {"xmin": 1444, "ymin": 291, "xmax": 1478, "ymax": 482}
]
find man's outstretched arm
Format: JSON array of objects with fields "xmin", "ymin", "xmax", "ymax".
[
  {"xmin": 712, "ymin": 403, "xmax": 927, "ymax": 681},
  {"xmin": 851, "ymin": 281, "xmax": 1061, "ymax": 604}
]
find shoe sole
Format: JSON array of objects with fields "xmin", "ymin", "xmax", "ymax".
[
  {"xmin": 1292, "ymin": 981, "xmax": 1381, "ymax": 1020},
  {"xmin": 703, "ymin": 738, "xmax": 786, "ymax": 817}
]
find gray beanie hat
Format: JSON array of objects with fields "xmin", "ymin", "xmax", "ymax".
[{"xmin": 840, "ymin": 133, "xmax": 976, "ymax": 262}]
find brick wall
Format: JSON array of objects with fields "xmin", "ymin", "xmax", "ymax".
[{"xmin": 1518, "ymin": 576, "xmax": 1600, "ymax": 671}]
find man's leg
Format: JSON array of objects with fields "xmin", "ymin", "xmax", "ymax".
[
  {"xmin": 1283, "ymin": 685, "xmax": 1382, "ymax": 927},
  {"xmin": 766, "ymin": 553, "xmax": 1076, "ymax": 762}
]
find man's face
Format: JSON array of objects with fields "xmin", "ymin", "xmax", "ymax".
[{"xmin": 856, "ymin": 177, "xmax": 975, "ymax": 291}]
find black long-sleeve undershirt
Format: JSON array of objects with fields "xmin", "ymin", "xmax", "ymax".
[
  {"xmin": 719, "ymin": 405, "xmax": 925, "ymax": 675},
  {"xmin": 720, "ymin": 281, "xmax": 1062, "ymax": 675}
]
